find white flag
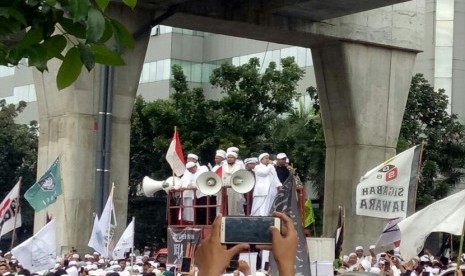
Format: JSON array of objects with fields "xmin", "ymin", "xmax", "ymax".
[
  {"xmin": 356, "ymin": 145, "xmax": 421, "ymax": 219},
  {"xmin": 87, "ymin": 215, "xmax": 105, "ymax": 255},
  {"xmin": 98, "ymin": 187, "xmax": 117, "ymax": 258},
  {"xmin": 0, "ymin": 180, "xmax": 22, "ymax": 237},
  {"xmin": 375, "ymin": 218, "xmax": 402, "ymax": 248},
  {"xmin": 398, "ymin": 189, "xmax": 465, "ymax": 260},
  {"xmin": 12, "ymin": 219, "xmax": 56, "ymax": 272},
  {"xmin": 112, "ymin": 218, "xmax": 135, "ymax": 260}
]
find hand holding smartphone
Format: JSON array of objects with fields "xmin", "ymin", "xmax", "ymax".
[{"xmin": 220, "ymin": 216, "xmax": 281, "ymax": 244}]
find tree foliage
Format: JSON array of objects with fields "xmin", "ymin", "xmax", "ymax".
[
  {"xmin": 129, "ymin": 57, "xmax": 305, "ymax": 247},
  {"xmin": 0, "ymin": 100, "xmax": 38, "ymax": 247},
  {"xmin": 1, "ymin": 0, "xmax": 136, "ymax": 89},
  {"xmin": 398, "ymin": 74, "xmax": 465, "ymax": 209}
]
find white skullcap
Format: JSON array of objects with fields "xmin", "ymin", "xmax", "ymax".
[
  {"xmin": 355, "ymin": 246, "xmax": 363, "ymax": 251},
  {"xmin": 244, "ymin": 157, "xmax": 258, "ymax": 165},
  {"xmin": 72, "ymin": 253, "xmax": 79, "ymax": 259},
  {"xmin": 369, "ymin": 245, "xmax": 376, "ymax": 250},
  {"xmin": 258, "ymin": 153, "xmax": 269, "ymax": 161},
  {"xmin": 186, "ymin": 162, "xmax": 196, "ymax": 169},
  {"xmin": 215, "ymin": 151, "xmax": 226, "ymax": 159},
  {"xmin": 276, "ymin": 153, "xmax": 287, "ymax": 159},
  {"xmin": 69, "ymin": 261, "xmax": 78, "ymax": 266},
  {"xmin": 93, "ymin": 252, "xmax": 100, "ymax": 255},
  {"xmin": 226, "ymin": 151, "xmax": 238, "ymax": 158},
  {"xmin": 342, "ymin": 255, "xmax": 349, "ymax": 262},
  {"xmin": 420, "ymin": 256, "xmax": 429, "ymax": 262},
  {"xmin": 187, "ymin": 153, "xmax": 198, "ymax": 160},
  {"xmin": 349, "ymin": 252, "xmax": 357, "ymax": 257},
  {"xmin": 227, "ymin": 147, "xmax": 239, "ymax": 153}
]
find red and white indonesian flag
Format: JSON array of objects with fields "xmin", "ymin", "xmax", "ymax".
[
  {"xmin": 0, "ymin": 180, "xmax": 22, "ymax": 237},
  {"xmin": 356, "ymin": 145, "xmax": 421, "ymax": 219},
  {"xmin": 398, "ymin": 189, "xmax": 465, "ymax": 260},
  {"xmin": 166, "ymin": 128, "xmax": 185, "ymax": 176}
]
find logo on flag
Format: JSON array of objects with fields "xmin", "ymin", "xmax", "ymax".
[
  {"xmin": 39, "ymin": 175, "xmax": 56, "ymax": 191},
  {"xmin": 25, "ymin": 158, "xmax": 62, "ymax": 212},
  {"xmin": 378, "ymin": 165, "xmax": 398, "ymax": 182}
]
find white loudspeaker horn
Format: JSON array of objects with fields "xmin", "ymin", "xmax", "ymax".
[
  {"xmin": 197, "ymin": 172, "xmax": 222, "ymax": 195},
  {"xmin": 142, "ymin": 176, "xmax": 180, "ymax": 196},
  {"xmin": 230, "ymin": 170, "xmax": 255, "ymax": 194}
]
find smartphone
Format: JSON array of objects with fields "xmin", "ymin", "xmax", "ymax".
[
  {"xmin": 220, "ymin": 216, "xmax": 281, "ymax": 244},
  {"xmin": 181, "ymin": 257, "xmax": 191, "ymax": 273}
]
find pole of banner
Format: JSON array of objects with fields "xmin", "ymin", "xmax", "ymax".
[
  {"xmin": 411, "ymin": 142, "xmax": 426, "ymax": 213},
  {"xmin": 450, "ymin": 234, "xmax": 453, "ymax": 259},
  {"xmin": 131, "ymin": 217, "xmax": 135, "ymax": 271},
  {"xmin": 9, "ymin": 177, "xmax": 22, "ymax": 249},
  {"xmin": 456, "ymin": 219, "xmax": 465, "ymax": 269}
]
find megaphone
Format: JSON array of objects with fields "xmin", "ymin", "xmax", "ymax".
[
  {"xmin": 230, "ymin": 170, "xmax": 255, "ymax": 194},
  {"xmin": 197, "ymin": 172, "xmax": 222, "ymax": 195},
  {"xmin": 142, "ymin": 176, "xmax": 180, "ymax": 196}
]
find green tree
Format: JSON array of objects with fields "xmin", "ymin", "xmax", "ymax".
[
  {"xmin": 0, "ymin": 100, "xmax": 38, "ymax": 247},
  {"xmin": 398, "ymin": 74, "xmax": 465, "ymax": 209},
  {"xmin": 1, "ymin": 0, "xmax": 136, "ymax": 89},
  {"xmin": 129, "ymin": 57, "xmax": 306, "ymax": 247}
]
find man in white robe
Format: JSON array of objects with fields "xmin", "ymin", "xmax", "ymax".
[
  {"xmin": 176, "ymin": 162, "xmax": 203, "ymax": 222},
  {"xmin": 251, "ymin": 153, "xmax": 282, "ymax": 216},
  {"xmin": 222, "ymin": 151, "xmax": 245, "ymax": 215}
]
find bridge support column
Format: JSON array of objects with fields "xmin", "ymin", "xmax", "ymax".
[
  {"xmin": 32, "ymin": 6, "xmax": 152, "ymax": 253},
  {"xmin": 312, "ymin": 41, "xmax": 417, "ymax": 252}
]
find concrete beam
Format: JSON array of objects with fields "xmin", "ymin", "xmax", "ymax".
[
  {"xmin": 312, "ymin": 41, "xmax": 416, "ymax": 252},
  {"xmin": 32, "ymin": 4, "xmax": 153, "ymax": 253}
]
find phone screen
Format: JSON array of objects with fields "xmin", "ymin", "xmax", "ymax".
[
  {"xmin": 222, "ymin": 216, "xmax": 279, "ymax": 244},
  {"xmin": 181, "ymin": 257, "xmax": 191, "ymax": 272}
]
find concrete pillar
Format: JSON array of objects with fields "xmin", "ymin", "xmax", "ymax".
[
  {"xmin": 312, "ymin": 41, "xmax": 417, "ymax": 252},
  {"xmin": 32, "ymin": 6, "xmax": 152, "ymax": 253}
]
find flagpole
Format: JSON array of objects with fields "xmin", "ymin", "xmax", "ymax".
[
  {"xmin": 411, "ymin": 142, "xmax": 426, "ymax": 213},
  {"xmin": 456, "ymin": 219, "xmax": 465, "ymax": 268},
  {"xmin": 131, "ymin": 217, "xmax": 135, "ymax": 270},
  {"xmin": 9, "ymin": 177, "xmax": 22, "ymax": 249}
]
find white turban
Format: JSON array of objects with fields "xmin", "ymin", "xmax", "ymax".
[
  {"xmin": 244, "ymin": 157, "xmax": 258, "ymax": 165},
  {"xmin": 187, "ymin": 153, "xmax": 198, "ymax": 160},
  {"xmin": 215, "ymin": 151, "xmax": 226, "ymax": 159},
  {"xmin": 258, "ymin": 153, "xmax": 269, "ymax": 162},
  {"xmin": 226, "ymin": 151, "xmax": 238, "ymax": 158},
  {"xmin": 276, "ymin": 153, "xmax": 287, "ymax": 159},
  {"xmin": 227, "ymin": 147, "xmax": 239, "ymax": 153}
]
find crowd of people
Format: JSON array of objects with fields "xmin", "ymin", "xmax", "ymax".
[{"xmin": 334, "ymin": 245, "xmax": 464, "ymax": 275}]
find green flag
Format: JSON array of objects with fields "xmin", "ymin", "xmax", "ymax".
[
  {"xmin": 25, "ymin": 158, "xmax": 62, "ymax": 212},
  {"xmin": 305, "ymin": 198, "xmax": 315, "ymax": 227}
]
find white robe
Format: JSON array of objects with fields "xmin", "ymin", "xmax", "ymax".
[
  {"xmin": 251, "ymin": 164, "xmax": 282, "ymax": 216},
  {"xmin": 176, "ymin": 168, "xmax": 205, "ymax": 221},
  {"xmin": 221, "ymin": 161, "xmax": 245, "ymax": 215}
]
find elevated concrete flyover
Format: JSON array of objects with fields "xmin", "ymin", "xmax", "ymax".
[{"xmin": 33, "ymin": 0, "xmax": 423, "ymax": 255}]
